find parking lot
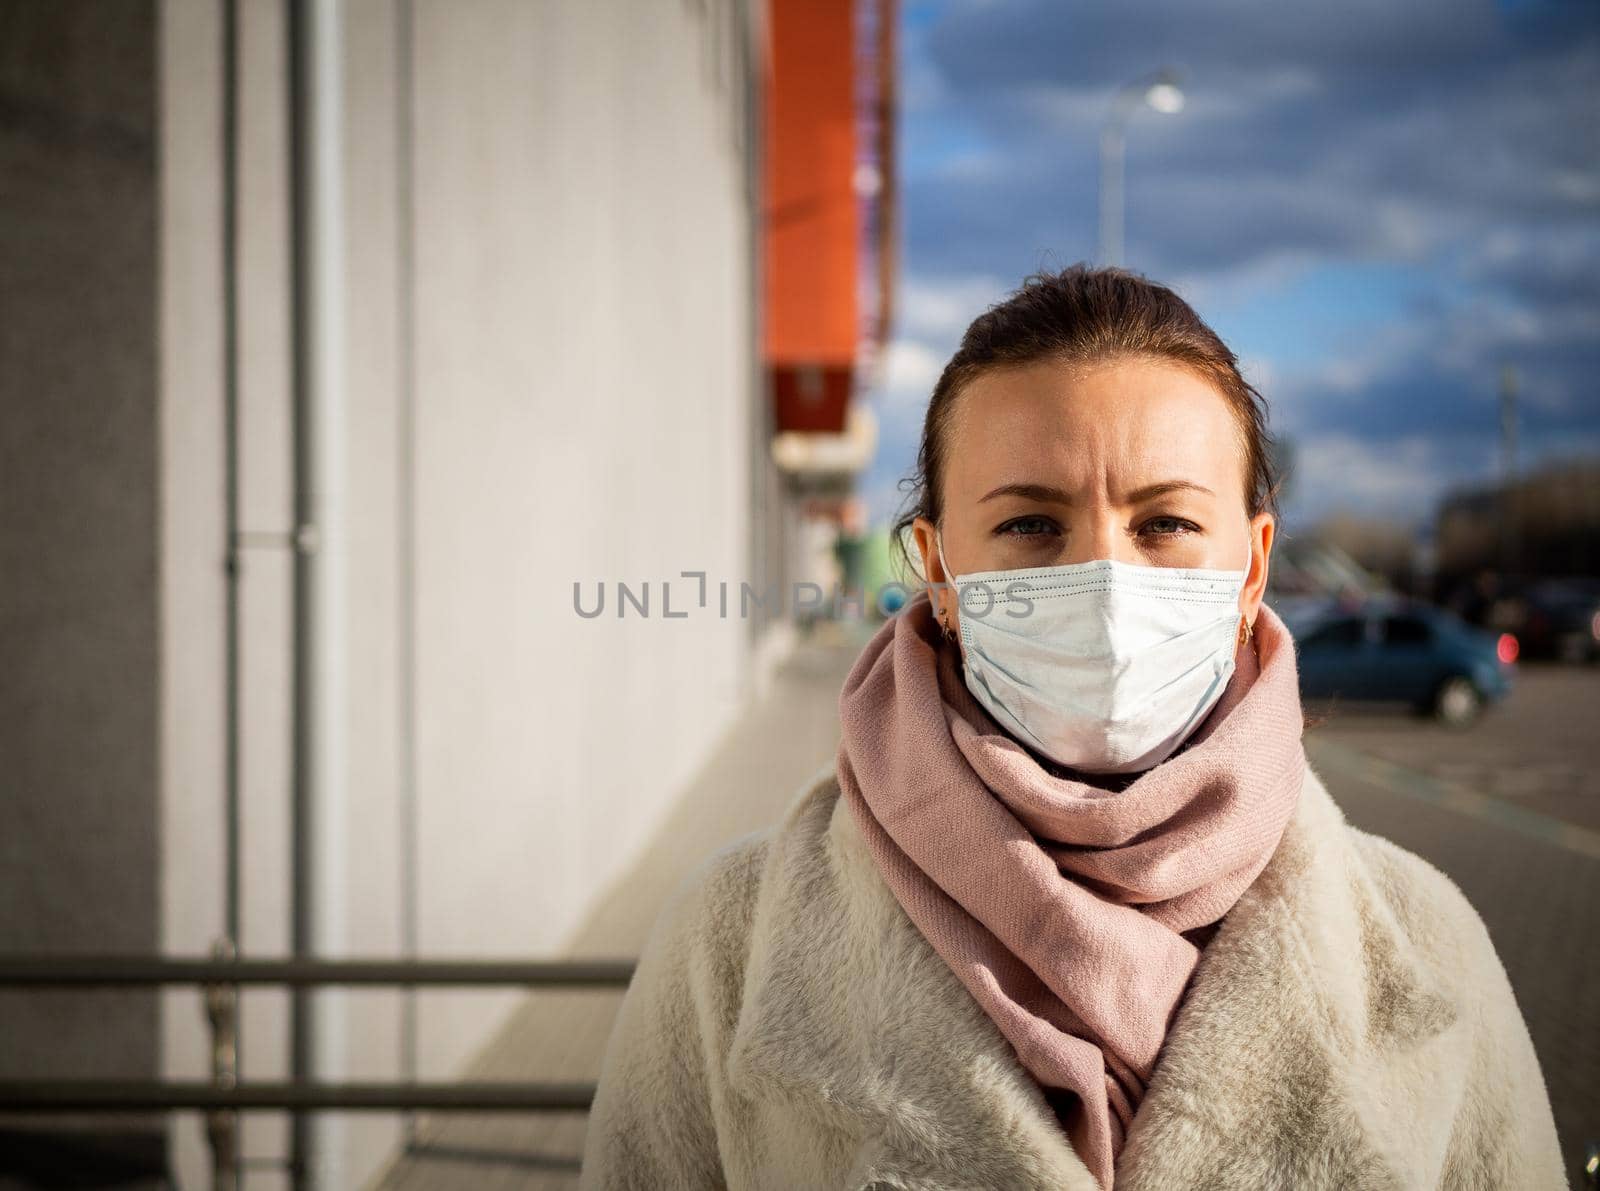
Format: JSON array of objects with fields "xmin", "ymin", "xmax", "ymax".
[{"xmin": 1306, "ymin": 660, "xmax": 1600, "ymax": 832}]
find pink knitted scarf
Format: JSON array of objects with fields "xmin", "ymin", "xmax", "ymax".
[{"xmin": 836, "ymin": 586, "xmax": 1307, "ymax": 1190}]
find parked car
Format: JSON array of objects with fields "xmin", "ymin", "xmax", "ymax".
[
  {"xmin": 1505, "ymin": 578, "xmax": 1600, "ymax": 663},
  {"xmin": 1444, "ymin": 572, "xmax": 1600, "ymax": 664},
  {"xmin": 1290, "ymin": 597, "xmax": 1516, "ymax": 727}
]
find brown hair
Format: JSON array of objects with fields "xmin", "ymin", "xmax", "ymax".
[{"xmin": 891, "ymin": 263, "xmax": 1283, "ymax": 577}]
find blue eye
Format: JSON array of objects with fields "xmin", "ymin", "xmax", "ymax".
[
  {"xmin": 997, "ymin": 516, "xmax": 1059, "ymax": 538},
  {"xmin": 1142, "ymin": 517, "xmax": 1199, "ymax": 537}
]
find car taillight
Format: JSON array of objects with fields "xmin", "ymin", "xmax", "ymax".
[{"xmin": 1496, "ymin": 633, "xmax": 1519, "ymax": 664}]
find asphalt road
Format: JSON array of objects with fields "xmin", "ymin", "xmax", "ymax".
[{"xmin": 1306, "ymin": 659, "xmax": 1600, "ymax": 832}]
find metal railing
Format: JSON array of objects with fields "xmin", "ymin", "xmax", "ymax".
[{"xmin": 0, "ymin": 948, "xmax": 635, "ymax": 1190}]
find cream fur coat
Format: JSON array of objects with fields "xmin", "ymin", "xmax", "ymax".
[{"xmin": 579, "ymin": 761, "xmax": 1567, "ymax": 1190}]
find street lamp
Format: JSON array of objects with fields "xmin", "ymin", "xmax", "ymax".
[{"xmin": 1098, "ymin": 68, "xmax": 1185, "ymax": 267}]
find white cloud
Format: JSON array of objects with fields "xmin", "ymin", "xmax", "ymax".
[
  {"xmin": 895, "ymin": 273, "xmax": 1012, "ymax": 341},
  {"xmin": 1164, "ymin": 251, "xmax": 1325, "ymax": 311},
  {"xmin": 884, "ymin": 337, "xmax": 944, "ymax": 392},
  {"xmin": 1287, "ymin": 433, "xmax": 1489, "ymax": 528},
  {"xmin": 931, "ymin": 150, "xmax": 1006, "ymax": 182},
  {"xmin": 1237, "ymin": 355, "xmax": 1276, "ymax": 392},
  {"xmin": 1551, "ymin": 169, "xmax": 1600, "ymax": 203},
  {"xmin": 871, "ymin": 338, "xmax": 946, "ymax": 420}
]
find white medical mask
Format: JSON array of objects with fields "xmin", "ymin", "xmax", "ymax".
[{"xmin": 935, "ymin": 528, "xmax": 1253, "ymax": 775}]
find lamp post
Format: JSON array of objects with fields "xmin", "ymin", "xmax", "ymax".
[{"xmin": 1099, "ymin": 68, "xmax": 1185, "ymax": 267}]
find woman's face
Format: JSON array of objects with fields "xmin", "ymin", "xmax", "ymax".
[{"xmin": 912, "ymin": 355, "xmax": 1275, "ymax": 648}]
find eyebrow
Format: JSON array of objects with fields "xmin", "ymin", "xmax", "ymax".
[
  {"xmin": 1126, "ymin": 479, "xmax": 1216, "ymax": 502},
  {"xmin": 977, "ymin": 482, "xmax": 1074, "ymax": 505},
  {"xmin": 977, "ymin": 479, "xmax": 1216, "ymax": 505}
]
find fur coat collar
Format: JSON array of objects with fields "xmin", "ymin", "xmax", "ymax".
[{"xmin": 581, "ymin": 760, "xmax": 1566, "ymax": 1190}]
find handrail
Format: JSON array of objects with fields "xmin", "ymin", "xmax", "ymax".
[
  {"xmin": 0, "ymin": 955, "xmax": 635, "ymax": 987},
  {"xmin": 0, "ymin": 951, "xmax": 633, "ymax": 1185}
]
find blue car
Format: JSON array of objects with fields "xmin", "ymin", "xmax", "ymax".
[{"xmin": 1288, "ymin": 597, "xmax": 1517, "ymax": 727}]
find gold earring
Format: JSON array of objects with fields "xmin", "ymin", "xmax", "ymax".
[{"xmin": 1239, "ymin": 616, "xmax": 1253, "ymax": 646}]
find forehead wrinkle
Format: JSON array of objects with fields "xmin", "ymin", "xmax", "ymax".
[{"xmin": 940, "ymin": 355, "xmax": 1250, "ymax": 514}]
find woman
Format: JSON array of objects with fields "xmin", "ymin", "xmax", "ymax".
[{"xmin": 579, "ymin": 266, "xmax": 1565, "ymax": 1190}]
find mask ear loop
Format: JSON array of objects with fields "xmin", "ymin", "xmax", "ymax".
[
  {"xmin": 1238, "ymin": 519, "xmax": 1255, "ymax": 648},
  {"xmin": 934, "ymin": 529, "xmax": 959, "ymax": 643}
]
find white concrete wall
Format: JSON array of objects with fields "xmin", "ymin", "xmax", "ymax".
[
  {"xmin": 0, "ymin": 0, "xmax": 162, "ymax": 1130},
  {"xmin": 160, "ymin": 0, "xmax": 768, "ymax": 1185}
]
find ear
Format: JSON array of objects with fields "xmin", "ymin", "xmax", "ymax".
[
  {"xmin": 1240, "ymin": 512, "xmax": 1275, "ymax": 629},
  {"xmin": 911, "ymin": 514, "xmax": 957, "ymax": 635}
]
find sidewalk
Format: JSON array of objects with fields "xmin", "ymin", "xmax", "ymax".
[{"xmin": 368, "ymin": 622, "xmax": 870, "ymax": 1190}]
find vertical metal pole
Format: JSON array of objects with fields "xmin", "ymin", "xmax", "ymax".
[
  {"xmin": 221, "ymin": 0, "xmax": 242, "ymax": 966},
  {"xmin": 219, "ymin": 0, "xmax": 244, "ymax": 1183},
  {"xmin": 394, "ymin": 0, "xmax": 421, "ymax": 1149},
  {"xmin": 286, "ymin": 4, "xmax": 316, "ymax": 1180},
  {"xmin": 1098, "ymin": 118, "xmax": 1124, "ymax": 267},
  {"xmin": 288, "ymin": 0, "xmax": 348, "ymax": 1186},
  {"xmin": 1500, "ymin": 364, "xmax": 1519, "ymax": 575}
]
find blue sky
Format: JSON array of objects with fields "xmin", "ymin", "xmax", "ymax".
[{"xmin": 863, "ymin": 0, "xmax": 1600, "ymax": 538}]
